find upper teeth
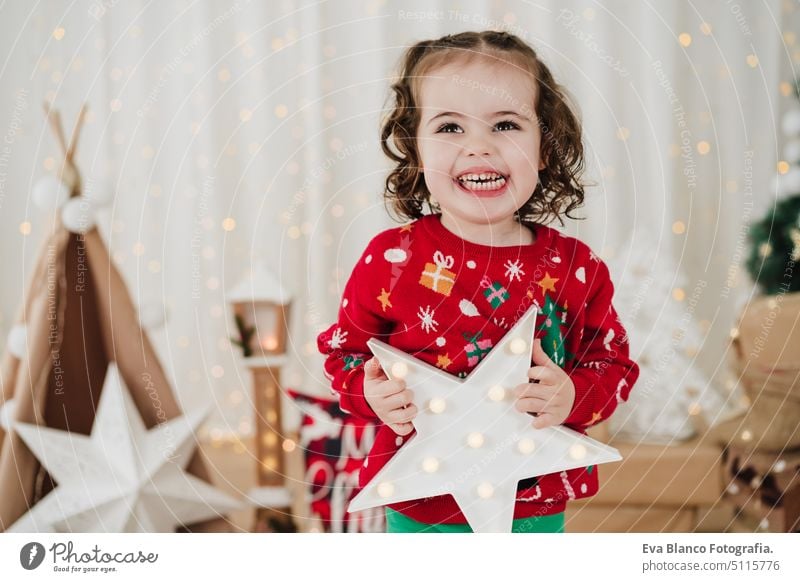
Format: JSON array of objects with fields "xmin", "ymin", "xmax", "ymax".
[{"xmin": 459, "ymin": 173, "xmax": 503, "ymax": 181}]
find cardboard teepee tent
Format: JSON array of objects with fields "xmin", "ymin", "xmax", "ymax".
[{"xmin": 0, "ymin": 105, "xmax": 228, "ymax": 532}]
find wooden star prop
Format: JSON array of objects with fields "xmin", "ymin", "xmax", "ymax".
[
  {"xmin": 10, "ymin": 365, "xmax": 242, "ymax": 532},
  {"xmin": 348, "ymin": 305, "xmax": 621, "ymax": 533}
]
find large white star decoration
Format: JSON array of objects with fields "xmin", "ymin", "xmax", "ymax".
[
  {"xmin": 10, "ymin": 364, "xmax": 242, "ymax": 532},
  {"xmin": 348, "ymin": 305, "xmax": 621, "ymax": 533}
]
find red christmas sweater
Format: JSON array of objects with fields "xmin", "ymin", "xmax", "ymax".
[{"xmin": 317, "ymin": 213, "xmax": 639, "ymax": 524}]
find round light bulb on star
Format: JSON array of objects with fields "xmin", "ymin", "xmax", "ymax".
[
  {"xmin": 391, "ymin": 361, "xmax": 408, "ymax": 379},
  {"xmin": 467, "ymin": 432, "xmax": 485, "ymax": 448},
  {"xmin": 421, "ymin": 457, "xmax": 440, "ymax": 473},
  {"xmin": 569, "ymin": 444, "xmax": 587, "ymax": 460},
  {"xmin": 517, "ymin": 438, "xmax": 536, "ymax": 455},
  {"xmin": 428, "ymin": 397, "xmax": 446, "ymax": 414},
  {"xmin": 487, "ymin": 384, "xmax": 505, "ymax": 402},
  {"xmin": 508, "ymin": 338, "xmax": 528, "ymax": 355},
  {"xmin": 476, "ymin": 482, "xmax": 494, "ymax": 499},
  {"xmin": 377, "ymin": 482, "xmax": 395, "ymax": 498}
]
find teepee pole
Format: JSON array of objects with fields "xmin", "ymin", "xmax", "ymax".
[
  {"xmin": 65, "ymin": 103, "xmax": 87, "ymax": 161},
  {"xmin": 42, "ymin": 102, "xmax": 68, "ymax": 157}
]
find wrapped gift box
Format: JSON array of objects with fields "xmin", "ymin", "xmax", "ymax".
[
  {"xmin": 566, "ymin": 505, "xmax": 696, "ymax": 533},
  {"xmin": 566, "ymin": 432, "xmax": 726, "ymax": 532},
  {"xmin": 721, "ymin": 446, "xmax": 800, "ymax": 532},
  {"xmin": 709, "ymin": 293, "xmax": 800, "ymax": 452},
  {"xmin": 588, "ymin": 434, "xmax": 723, "ymax": 506}
]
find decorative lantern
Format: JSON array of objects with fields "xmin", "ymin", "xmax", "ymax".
[
  {"xmin": 228, "ymin": 263, "xmax": 291, "ymax": 358},
  {"xmin": 227, "ymin": 263, "xmax": 296, "ymax": 532}
]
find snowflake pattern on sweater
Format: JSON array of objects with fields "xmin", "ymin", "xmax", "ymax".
[{"xmin": 317, "ymin": 214, "xmax": 640, "ymax": 525}]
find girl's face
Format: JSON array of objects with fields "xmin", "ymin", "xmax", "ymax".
[{"xmin": 416, "ymin": 58, "xmax": 544, "ymax": 235}]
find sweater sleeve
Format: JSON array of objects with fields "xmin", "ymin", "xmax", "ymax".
[
  {"xmin": 564, "ymin": 259, "xmax": 639, "ymax": 430},
  {"xmin": 316, "ymin": 239, "xmax": 393, "ymax": 421}
]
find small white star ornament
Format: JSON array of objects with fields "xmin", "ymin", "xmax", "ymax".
[
  {"xmin": 10, "ymin": 364, "xmax": 242, "ymax": 532},
  {"xmin": 348, "ymin": 305, "xmax": 621, "ymax": 533}
]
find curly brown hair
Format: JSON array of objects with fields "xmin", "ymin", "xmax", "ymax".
[{"xmin": 380, "ymin": 30, "xmax": 588, "ymax": 226}]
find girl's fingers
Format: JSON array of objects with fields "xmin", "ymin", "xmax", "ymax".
[
  {"xmin": 532, "ymin": 411, "xmax": 557, "ymax": 429},
  {"xmin": 527, "ymin": 366, "xmax": 559, "ymax": 384},
  {"xmin": 387, "ymin": 403, "xmax": 418, "ymax": 424},
  {"xmin": 514, "ymin": 397, "xmax": 547, "ymax": 414},
  {"xmin": 391, "ymin": 422, "xmax": 414, "ymax": 436},
  {"xmin": 384, "ymin": 389, "xmax": 415, "ymax": 410},
  {"xmin": 373, "ymin": 378, "xmax": 406, "ymax": 397},
  {"xmin": 514, "ymin": 382, "xmax": 557, "ymax": 400},
  {"xmin": 363, "ymin": 357, "xmax": 385, "ymax": 379}
]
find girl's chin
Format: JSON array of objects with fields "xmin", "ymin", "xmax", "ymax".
[{"xmin": 441, "ymin": 206, "xmax": 520, "ymax": 227}]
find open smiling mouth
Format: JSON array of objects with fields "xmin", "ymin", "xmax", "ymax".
[{"xmin": 454, "ymin": 172, "xmax": 509, "ymax": 196}]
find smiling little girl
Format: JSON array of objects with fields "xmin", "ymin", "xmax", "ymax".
[{"xmin": 317, "ymin": 30, "xmax": 639, "ymax": 533}]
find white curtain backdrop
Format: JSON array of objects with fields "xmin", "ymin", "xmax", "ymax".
[{"xmin": 0, "ymin": 0, "xmax": 798, "ymax": 437}]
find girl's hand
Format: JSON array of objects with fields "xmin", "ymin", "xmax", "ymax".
[
  {"xmin": 363, "ymin": 356, "xmax": 418, "ymax": 436},
  {"xmin": 513, "ymin": 339, "xmax": 576, "ymax": 429}
]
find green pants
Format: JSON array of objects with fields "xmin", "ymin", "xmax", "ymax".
[{"xmin": 385, "ymin": 508, "xmax": 565, "ymax": 533}]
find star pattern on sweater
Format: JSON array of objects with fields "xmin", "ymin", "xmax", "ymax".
[
  {"xmin": 537, "ymin": 272, "xmax": 559, "ymax": 294},
  {"xmin": 377, "ymin": 288, "xmax": 392, "ymax": 312}
]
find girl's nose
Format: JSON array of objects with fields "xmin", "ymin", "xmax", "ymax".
[
  {"xmin": 466, "ymin": 138, "xmax": 495, "ymax": 157},
  {"xmin": 466, "ymin": 131, "xmax": 496, "ymax": 157}
]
